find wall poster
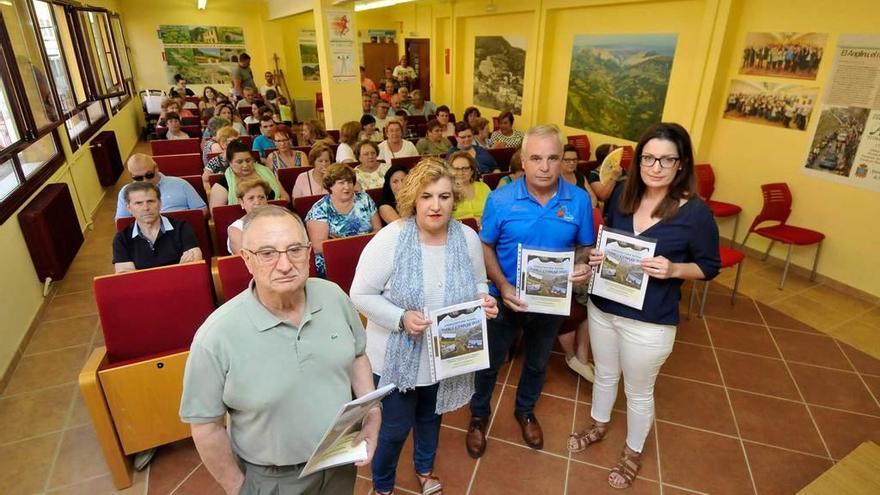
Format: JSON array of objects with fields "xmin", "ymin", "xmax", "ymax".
[
  {"xmin": 326, "ymin": 10, "xmax": 356, "ymax": 83},
  {"xmin": 723, "ymin": 79, "xmax": 818, "ymax": 131},
  {"xmin": 803, "ymin": 34, "xmax": 880, "ymax": 192},
  {"xmin": 739, "ymin": 32, "xmax": 827, "ymax": 81},
  {"xmin": 565, "ymin": 34, "xmax": 677, "ymax": 141},
  {"xmin": 298, "ymin": 29, "xmax": 320, "ymax": 82},
  {"xmin": 157, "ymin": 25, "xmax": 246, "ymax": 84},
  {"xmin": 473, "ymin": 36, "xmax": 527, "ymax": 115}
]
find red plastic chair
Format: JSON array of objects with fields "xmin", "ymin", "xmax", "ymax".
[
  {"xmin": 150, "ymin": 138, "xmax": 201, "ymax": 156},
  {"xmin": 154, "ymin": 153, "xmax": 204, "ymax": 177},
  {"xmin": 323, "ymin": 233, "xmax": 376, "ymax": 294},
  {"xmin": 277, "ymin": 166, "xmax": 314, "ymax": 197},
  {"xmin": 365, "ymin": 188, "xmax": 382, "ymax": 205},
  {"xmin": 115, "ymin": 208, "xmax": 213, "ymax": 259},
  {"xmin": 695, "ymin": 164, "xmax": 743, "ymax": 246},
  {"xmin": 482, "ymin": 172, "xmax": 509, "ymax": 190},
  {"xmin": 316, "ymin": 92, "xmax": 324, "ymax": 117},
  {"xmin": 741, "ymin": 183, "xmax": 824, "ymax": 289},
  {"xmin": 689, "ymin": 246, "xmax": 746, "ymax": 318},
  {"xmin": 567, "ymin": 135, "xmax": 591, "ymax": 161}
]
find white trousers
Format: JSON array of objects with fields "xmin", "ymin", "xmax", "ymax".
[{"xmin": 587, "ymin": 300, "xmax": 676, "ymax": 453}]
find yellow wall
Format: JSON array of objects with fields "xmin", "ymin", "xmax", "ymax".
[{"xmin": 270, "ymin": 11, "xmax": 320, "ymax": 100}]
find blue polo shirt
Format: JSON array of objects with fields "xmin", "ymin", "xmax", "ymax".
[
  {"xmin": 115, "ymin": 174, "xmax": 207, "ymax": 220},
  {"xmin": 252, "ymin": 134, "xmax": 276, "ymax": 157},
  {"xmin": 480, "ymin": 177, "xmax": 595, "ymax": 297}
]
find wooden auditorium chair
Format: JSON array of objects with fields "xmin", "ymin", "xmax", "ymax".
[
  {"xmin": 482, "ymin": 172, "xmax": 510, "ymax": 190},
  {"xmin": 79, "ymin": 261, "xmax": 215, "ymax": 489},
  {"xmin": 153, "ymin": 153, "xmax": 203, "ymax": 177},
  {"xmin": 391, "ymin": 155, "xmax": 422, "ymax": 169},
  {"xmin": 115, "ymin": 208, "xmax": 213, "ymax": 260},
  {"xmin": 323, "ymin": 233, "xmax": 376, "ymax": 294},
  {"xmin": 277, "ymin": 166, "xmax": 314, "ymax": 198},
  {"xmin": 149, "ymin": 137, "xmax": 200, "ymax": 156},
  {"xmin": 486, "ymin": 147, "xmax": 517, "ymax": 171}
]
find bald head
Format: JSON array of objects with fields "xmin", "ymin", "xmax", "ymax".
[
  {"xmin": 241, "ymin": 205, "xmax": 308, "ymax": 249},
  {"xmin": 127, "ymin": 153, "xmax": 159, "ymax": 185}
]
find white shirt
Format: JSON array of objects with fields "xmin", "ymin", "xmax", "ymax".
[
  {"xmin": 350, "ymin": 221, "xmax": 488, "ymax": 386},
  {"xmin": 336, "ymin": 142, "xmax": 357, "ymax": 163},
  {"xmin": 377, "ymin": 140, "xmax": 419, "ymax": 163}
]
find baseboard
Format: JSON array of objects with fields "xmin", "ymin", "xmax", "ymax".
[{"xmin": 723, "ymin": 236, "xmax": 879, "ymax": 305}]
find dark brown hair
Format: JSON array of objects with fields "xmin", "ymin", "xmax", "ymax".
[
  {"xmin": 322, "ymin": 163, "xmax": 357, "ymax": 190},
  {"xmin": 618, "ymin": 122, "xmax": 697, "ymax": 221}
]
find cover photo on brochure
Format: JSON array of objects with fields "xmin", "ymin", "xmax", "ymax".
[
  {"xmin": 516, "ymin": 245, "xmax": 575, "ymax": 316},
  {"xmin": 425, "ymin": 299, "xmax": 490, "ymax": 382},
  {"xmin": 588, "ymin": 226, "xmax": 657, "ymax": 310}
]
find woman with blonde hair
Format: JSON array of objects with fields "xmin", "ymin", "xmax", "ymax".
[
  {"xmin": 350, "ymin": 158, "xmax": 498, "ymax": 495},
  {"xmin": 226, "ymin": 176, "xmax": 270, "ymax": 254}
]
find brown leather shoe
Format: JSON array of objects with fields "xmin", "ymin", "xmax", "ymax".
[
  {"xmin": 466, "ymin": 416, "xmax": 488, "ymax": 459},
  {"xmin": 515, "ymin": 413, "xmax": 544, "ymax": 450}
]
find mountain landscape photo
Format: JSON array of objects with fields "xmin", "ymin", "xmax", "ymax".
[{"xmin": 565, "ymin": 34, "xmax": 677, "ymax": 141}]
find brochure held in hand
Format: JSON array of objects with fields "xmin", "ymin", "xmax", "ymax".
[
  {"xmin": 587, "ymin": 226, "xmax": 657, "ymax": 310},
  {"xmin": 516, "ymin": 245, "xmax": 575, "ymax": 316},
  {"xmin": 424, "ymin": 299, "xmax": 490, "ymax": 382}
]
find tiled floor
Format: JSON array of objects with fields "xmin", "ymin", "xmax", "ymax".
[{"xmin": 1, "ymin": 141, "xmax": 878, "ymax": 494}]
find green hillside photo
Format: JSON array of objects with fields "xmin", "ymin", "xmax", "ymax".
[{"xmin": 565, "ymin": 34, "xmax": 677, "ymax": 141}]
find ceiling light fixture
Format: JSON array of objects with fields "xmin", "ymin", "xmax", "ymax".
[{"xmin": 354, "ymin": 0, "xmax": 415, "ymax": 13}]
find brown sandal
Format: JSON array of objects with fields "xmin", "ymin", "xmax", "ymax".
[
  {"xmin": 416, "ymin": 471, "xmax": 443, "ymax": 495},
  {"xmin": 567, "ymin": 423, "xmax": 607, "ymax": 453},
  {"xmin": 608, "ymin": 449, "xmax": 642, "ymax": 489}
]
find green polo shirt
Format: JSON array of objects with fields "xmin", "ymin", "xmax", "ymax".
[{"xmin": 180, "ymin": 278, "xmax": 367, "ymax": 466}]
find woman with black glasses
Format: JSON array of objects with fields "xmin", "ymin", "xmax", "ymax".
[{"xmin": 567, "ymin": 123, "xmax": 720, "ymax": 490}]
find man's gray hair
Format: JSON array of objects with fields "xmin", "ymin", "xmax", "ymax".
[
  {"xmin": 521, "ymin": 124, "xmax": 563, "ymax": 153},
  {"xmin": 241, "ymin": 205, "xmax": 309, "ymax": 242}
]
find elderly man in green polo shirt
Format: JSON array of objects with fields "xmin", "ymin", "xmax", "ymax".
[{"xmin": 180, "ymin": 206, "xmax": 380, "ymax": 494}]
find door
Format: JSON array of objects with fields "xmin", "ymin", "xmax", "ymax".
[
  {"xmin": 363, "ymin": 42, "xmax": 399, "ymax": 90},
  {"xmin": 405, "ymin": 38, "xmax": 430, "ymax": 101}
]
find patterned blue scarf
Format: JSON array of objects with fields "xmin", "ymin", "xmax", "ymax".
[{"xmin": 379, "ymin": 217, "xmax": 478, "ymax": 414}]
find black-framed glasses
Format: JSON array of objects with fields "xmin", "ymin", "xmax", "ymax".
[
  {"xmin": 639, "ymin": 155, "xmax": 680, "ymax": 169},
  {"xmin": 244, "ymin": 243, "xmax": 312, "ymax": 264},
  {"xmin": 132, "ymin": 171, "xmax": 157, "ymax": 181}
]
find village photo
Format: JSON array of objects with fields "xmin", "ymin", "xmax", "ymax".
[
  {"xmin": 524, "ymin": 255, "xmax": 571, "ymax": 299},
  {"xmin": 804, "ymin": 106, "xmax": 869, "ymax": 177},
  {"xmin": 158, "ymin": 25, "xmax": 247, "ymax": 84},
  {"xmin": 723, "ymin": 79, "xmax": 818, "ymax": 131},
  {"xmin": 473, "ymin": 35, "xmax": 527, "ymax": 114},
  {"xmin": 435, "ymin": 306, "xmax": 485, "ymax": 360},
  {"xmin": 739, "ymin": 32, "xmax": 826, "ymax": 80},
  {"xmin": 599, "ymin": 241, "xmax": 648, "ymax": 290}
]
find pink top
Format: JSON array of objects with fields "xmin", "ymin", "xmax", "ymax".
[{"xmin": 292, "ymin": 170, "xmax": 329, "ymax": 198}]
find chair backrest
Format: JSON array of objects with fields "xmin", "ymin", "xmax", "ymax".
[
  {"xmin": 211, "ymin": 200, "xmax": 289, "ymax": 255},
  {"xmin": 577, "ymin": 160, "xmax": 599, "ymax": 175},
  {"xmin": 694, "ymin": 163, "xmax": 716, "ymax": 200},
  {"xmin": 323, "ymin": 233, "xmax": 375, "ymax": 294},
  {"xmin": 277, "ymin": 166, "xmax": 314, "ymax": 196},
  {"xmin": 95, "ymin": 261, "xmax": 215, "ymax": 364},
  {"xmin": 492, "ymin": 116, "xmax": 500, "ymax": 132},
  {"xmin": 181, "ymin": 116, "xmax": 201, "ymax": 126},
  {"xmin": 238, "ymin": 135, "xmax": 254, "ymax": 148},
  {"xmin": 486, "ymin": 147, "xmax": 516, "ymax": 171},
  {"xmin": 365, "ymin": 188, "xmax": 382, "ymax": 205},
  {"xmin": 184, "ymin": 96, "xmax": 200, "ymax": 105},
  {"xmin": 316, "ymin": 92, "xmax": 324, "ymax": 109},
  {"xmin": 460, "ymin": 217, "xmax": 479, "ymax": 232},
  {"xmin": 207, "ymin": 173, "xmax": 223, "ymax": 188},
  {"xmin": 294, "ymin": 145, "xmax": 312, "ymax": 155},
  {"xmin": 482, "ymin": 172, "xmax": 509, "ymax": 190},
  {"xmin": 408, "ymin": 115, "xmax": 428, "ymax": 127},
  {"xmin": 448, "ymin": 135, "xmax": 457, "ymax": 148},
  {"xmin": 238, "ymin": 106, "xmax": 253, "ymax": 118},
  {"xmin": 327, "ymin": 129, "xmax": 341, "ymax": 142},
  {"xmin": 182, "ymin": 125, "xmax": 202, "ymax": 138},
  {"xmin": 294, "ymin": 193, "xmax": 325, "ymax": 219},
  {"xmin": 180, "ymin": 175, "xmax": 207, "ymax": 204},
  {"xmin": 154, "ymin": 153, "xmax": 204, "ymax": 177},
  {"xmin": 150, "ymin": 138, "xmax": 201, "ymax": 156},
  {"xmin": 750, "ymin": 182, "xmax": 793, "ymax": 232},
  {"xmin": 567, "ymin": 135, "xmax": 591, "ymax": 161},
  {"xmin": 115, "ymin": 209, "xmax": 213, "ymax": 259},
  {"xmin": 248, "ymin": 122, "xmax": 260, "ymax": 136},
  {"xmin": 391, "ymin": 155, "xmax": 422, "ymax": 170},
  {"xmin": 213, "ymin": 254, "xmax": 251, "ymax": 303}
]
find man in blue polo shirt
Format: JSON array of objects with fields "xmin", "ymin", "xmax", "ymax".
[
  {"xmin": 252, "ymin": 115, "xmax": 277, "ymax": 163},
  {"xmin": 115, "ymin": 153, "xmax": 206, "ymax": 220},
  {"xmin": 467, "ymin": 124, "xmax": 594, "ymax": 459}
]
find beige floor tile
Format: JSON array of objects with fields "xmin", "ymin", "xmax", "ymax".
[
  {"xmin": 825, "ymin": 321, "xmax": 880, "ymax": 362},
  {"xmin": 0, "ymin": 432, "xmax": 61, "ymax": 495},
  {"xmin": 856, "ymin": 306, "xmax": 880, "ymax": 330},
  {"xmin": 797, "ymin": 285, "xmax": 876, "ymax": 317},
  {"xmin": 24, "ymin": 315, "xmax": 98, "ymax": 355},
  {"xmin": 68, "ymin": 389, "xmax": 92, "ymax": 429},
  {"xmin": 769, "ymin": 294, "xmax": 850, "ymax": 332},
  {"xmin": 49, "ymin": 424, "xmax": 111, "ymax": 488},
  {"xmin": 0, "ymin": 384, "xmax": 75, "ymax": 444},
  {"xmin": 42, "ymin": 291, "xmax": 98, "ymax": 322},
  {"xmin": 718, "ymin": 271, "xmax": 798, "ymax": 305},
  {"xmin": 2, "ymin": 345, "xmax": 90, "ymax": 396},
  {"xmin": 751, "ymin": 263, "xmax": 820, "ymax": 293}
]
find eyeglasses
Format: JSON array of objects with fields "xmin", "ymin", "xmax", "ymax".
[
  {"xmin": 451, "ymin": 166, "xmax": 472, "ymax": 172},
  {"xmin": 640, "ymin": 155, "xmax": 680, "ymax": 169},
  {"xmin": 244, "ymin": 243, "xmax": 312, "ymax": 264},
  {"xmin": 132, "ymin": 171, "xmax": 156, "ymax": 181}
]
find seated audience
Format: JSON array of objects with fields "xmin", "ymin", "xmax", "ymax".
[
  {"xmin": 112, "ymin": 181, "xmax": 202, "ymax": 273},
  {"xmin": 389, "ymin": 94, "xmax": 404, "ymax": 115},
  {"xmin": 377, "ymin": 164, "xmax": 408, "ymax": 224},
  {"xmin": 305, "ymin": 163, "xmax": 381, "ymax": 277},
  {"xmin": 378, "ymin": 121, "xmax": 419, "ymax": 164},
  {"xmin": 336, "ymin": 121, "xmax": 362, "ymax": 164},
  {"xmin": 236, "ymin": 86, "xmax": 258, "ymax": 109},
  {"xmin": 172, "ymin": 95, "xmax": 196, "ymax": 117},
  {"xmin": 449, "ymin": 151, "xmax": 491, "ymax": 223},
  {"xmin": 589, "ymin": 143, "xmax": 626, "ymax": 203},
  {"xmin": 490, "ymin": 111, "xmax": 524, "ymax": 149},
  {"xmin": 301, "ymin": 119, "xmax": 335, "ymax": 147},
  {"xmin": 462, "ymin": 106, "xmax": 481, "ymax": 129},
  {"xmin": 169, "ymin": 73, "xmax": 195, "ymax": 97},
  {"xmin": 362, "ymin": 93, "xmax": 374, "ymax": 116},
  {"xmin": 562, "ymin": 143, "xmax": 598, "ymax": 206},
  {"xmin": 497, "ymin": 151, "xmax": 524, "ymax": 188},
  {"xmin": 359, "ymin": 114, "xmax": 383, "ymax": 142},
  {"xmin": 416, "ymin": 119, "xmax": 453, "ymax": 155},
  {"xmin": 204, "ymin": 127, "xmax": 241, "ymax": 190},
  {"xmin": 361, "ymin": 65, "xmax": 378, "ymax": 93},
  {"xmin": 199, "ymin": 86, "xmax": 222, "ymax": 114},
  {"xmin": 266, "ymin": 124, "xmax": 308, "ymax": 173},
  {"xmin": 201, "ymin": 115, "xmax": 230, "ymax": 141},
  {"xmin": 116, "ymin": 154, "xmax": 206, "ymax": 220},
  {"xmin": 292, "ymin": 145, "xmax": 333, "ymax": 198},
  {"xmin": 252, "ymin": 115, "xmax": 277, "ymax": 161},
  {"xmin": 445, "ymin": 121, "xmax": 497, "ymax": 174},
  {"xmin": 380, "ymin": 79, "xmax": 396, "ymax": 103},
  {"xmin": 163, "ymin": 112, "xmax": 189, "ymax": 140},
  {"xmin": 396, "ymin": 110, "xmax": 418, "ymax": 140},
  {"xmin": 393, "ymin": 56, "xmax": 416, "ymax": 84},
  {"xmin": 356, "ymin": 140, "xmax": 391, "ymax": 190},
  {"xmin": 405, "ymin": 89, "xmax": 436, "ymax": 117},
  {"xmin": 226, "ymin": 177, "xmax": 270, "ymax": 255},
  {"xmin": 436, "ymin": 105, "xmax": 455, "ymax": 137},
  {"xmin": 259, "ymin": 71, "xmax": 279, "ymax": 98},
  {"xmin": 379, "ymin": 67, "xmax": 397, "ymax": 94},
  {"xmin": 397, "ymin": 86, "xmax": 412, "ymax": 107},
  {"xmin": 158, "ymin": 98, "xmax": 182, "ymax": 126},
  {"xmin": 242, "ymin": 103, "xmax": 262, "ymax": 127},
  {"xmin": 216, "ymin": 103, "xmax": 248, "ymax": 136},
  {"xmin": 209, "ymin": 140, "xmax": 288, "ymax": 208},
  {"xmin": 373, "ymin": 101, "xmax": 391, "ymax": 133},
  {"xmin": 472, "ymin": 117, "xmax": 492, "ymax": 149}
]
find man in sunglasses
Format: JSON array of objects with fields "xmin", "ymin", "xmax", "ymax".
[
  {"xmin": 180, "ymin": 206, "xmax": 380, "ymax": 494},
  {"xmin": 112, "ymin": 181, "xmax": 203, "ymax": 273},
  {"xmin": 115, "ymin": 153, "xmax": 207, "ymax": 220}
]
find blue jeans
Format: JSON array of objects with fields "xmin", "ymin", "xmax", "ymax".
[
  {"xmin": 470, "ymin": 303, "xmax": 564, "ymax": 417},
  {"xmin": 371, "ymin": 375, "xmax": 442, "ymax": 493}
]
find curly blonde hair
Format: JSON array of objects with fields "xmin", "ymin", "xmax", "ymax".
[{"xmin": 395, "ymin": 158, "xmax": 462, "ymax": 218}]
